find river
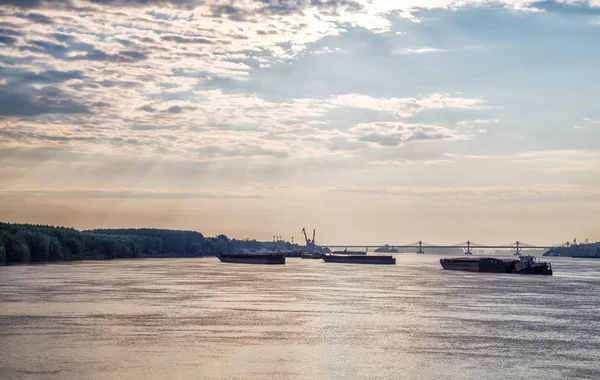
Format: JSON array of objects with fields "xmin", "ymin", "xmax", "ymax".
[{"xmin": 1, "ymin": 255, "xmax": 599, "ymax": 379}]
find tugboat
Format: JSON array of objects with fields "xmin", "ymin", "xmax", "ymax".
[
  {"xmin": 217, "ymin": 253, "xmax": 285, "ymax": 265},
  {"xmin": 512, "ymin": 256, "xmax": 552, "ymax": 275}
]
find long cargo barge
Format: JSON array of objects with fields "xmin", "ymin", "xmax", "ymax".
[
  {"xmin": 440, "ymin": 256, "xmax": 552, "ymax": 275},
  {"xmin": 322, "ymin": 254, "xmax": 395, "ymax": 265},
  {"xmin": 217, "ymin": 253, "xmax": 285, "ymax": 265},
  {"xmin": 332, "ymin": 249, "xmax": 367, "ymax": 255}
]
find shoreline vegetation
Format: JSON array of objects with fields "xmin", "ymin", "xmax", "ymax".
[
  {"xmin": 1, "ymin": 222, "xmax": 599, "ymax": 265},
  {"xmin": 0, "ymin": 222, "xmax": 300, "ymax": 266},
  {"xmin": 544, "ymin": 243, "xmax": 600, "ymax": 258}
]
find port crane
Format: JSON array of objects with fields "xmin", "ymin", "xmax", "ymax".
[{"xmin": 302, "ymin": 227, "xmax": 316, "ymax": 248}]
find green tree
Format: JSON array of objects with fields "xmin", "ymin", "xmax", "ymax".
[
  {"xmin": 49, "ymin": 238, "xmax": 63, "ymax": 261},
  {"xmin": 28, "ymin": 232, "xmax": 50, "ymax": 262},
  {"xmin": 7, "ymin": 240, "xmax": 31, "ymax": 264},
  {"xmin": 0, "ymin": 240, "xmax": 6, "ymax": 265},
  {"xmin": 215, "ymin": 240, "xmax": 228, "ymax": 255},
  {"xmin": 128, "ymin": 240, "xmax": 141, "ymax": 258},
  {"xmin": 188, "ymin": 242, "xmax": 204, "ymax": 256},
  {"xmin": 65, "ymin": 238, "xmax": 82, "ymax": 259}
]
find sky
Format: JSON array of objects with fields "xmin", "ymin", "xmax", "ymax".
[{"xmin": 0, "ymin": 0, "xmax": 599, "ymax": 245}]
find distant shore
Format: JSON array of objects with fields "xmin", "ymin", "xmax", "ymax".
[
  {"xmin": 543, "ymin": 243, "xmax": 600, "ymax": 258},
  {"xmin": 0, "ymin": 222, "xmax": 300, "ymax": 266}
]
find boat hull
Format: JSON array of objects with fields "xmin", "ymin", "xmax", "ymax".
[
  {"xmin": 513, "ymin": 267, "xmax": 553, "ymax": 275},
  {"xmin": 322, "ymin": 254, "xmax": 395, "ymax": 265},
  {"xmin": 217, "ymin": 254, "xmax": 285, "ymax": 265},
  {"xmin": 302, "ymin": 253, "xmax": 323, "ymax": 259},
  {"xmin": 440, "ymin": 259, "xmax": 482, "ymax": 272}
]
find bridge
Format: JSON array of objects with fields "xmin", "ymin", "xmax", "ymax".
[{"xmin": 323, "ymin": 240, "xmax": 570, "ymax": 255}]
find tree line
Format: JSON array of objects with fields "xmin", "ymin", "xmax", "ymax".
[
  {"xmin": 545, "ymin": 242, "xmax": 600, "ymax": 258},
  {"xmin": 0, "ymin": 223, "xmax": 237, "ymax": 265}
]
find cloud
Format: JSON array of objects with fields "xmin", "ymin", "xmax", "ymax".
[
  {"xmin": 456, "ymin": 119, "xmax": 499, "ymax": 126},
  {"xmin": 326, "ymin": 184, "xmax": 600, "ymax": 206},
  {"xmin": 0, "ymin": 0, "xmax": 66, "ymax": 7},
  {"xmin": 165, "ymin": 105, "xmax": 196, "ymax": 113},
  {"xmin": 0, "ymin": 34, "xmax": 16, "ymax": 44},
  {"xmin": 349, "ymin": 122, "xmax": 464, "ymax": 147},
  {"xmin": 249, "ymin": 0, "xmax": 364, "ymax": 16},
  {"xmin": 330, "ymin": 93, "xmax": 483, "ymax": 118},
  {"xmin": 393, "ymin": 47, "xmax": 444, "ymax": 55},
  {"xmin": 0, "ymin": 188, "xmax": 262, "ymax": 200},
  {"xmin": 195, "ymin": 144, "xmax": 290, "ymax": 159},
  {"xmin": 25, "ymin": 12, "xmax": 53, "ymax": 24},
  {"xmin": 0, "ymin": 27, "xmax": 21, "ymax": 36},
  {"xmin": 20, "ymin": 39, "xmax": 71, "ymax": 56},
  {"xmin": 0, "ymin": 128, "xmax": 99, "ymax": 143},
  {"xmin": 69, "ymin": 49, "xmax": 148, "ymax": 62},
  {"xmin": 137, "ymin": 104, "xmax": 156, "ymax": 112},
  {"xmin": 369, "ymin": 159, "xmax": 452, "ymax": 165},
  {"xmin": 1, "ymin": 68, "xmax": 84, "ymax": 85},
  {"xmin": 160, "ymin": 35, "xmax": 213, "ymax": 44},
  {"xmin": 209, "ymin": 4, "xmax": 248, "ymax": 21},
  {"xmin": 528, "ymin": 0, "xmax": 600, "ymax": 16},
  {"xmin": 449, "ymin": 150, "xmax": 600, "ymax": 174},
  {"xmin": 572, "ymin": 117, "xmax": 600, "ymax": 129},
  {"xmin": 0, "ymin": 84, "xmax": 88, "ymax": 116}
]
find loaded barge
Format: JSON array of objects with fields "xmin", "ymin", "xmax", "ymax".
[
  {"xmin": 332, "ymin": 249, "xmax": 367, "ymax": 255},
  {"xmin": 217, "ymin": 253, "xmax": 285, "ymax": 265},
  {"xmin": 440, "ymin": 256, "xmax": 552, "ymax": 275},
  {"xmin": 322, "ymin": 254, "xmax": 396, "ymax": 265}
]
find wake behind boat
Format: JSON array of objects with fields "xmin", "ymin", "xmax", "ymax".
[
  {"xmin": 322, "ymin": 253, "xmax": 395, "ymax": 265},
  {"xmin": 217, "ymin": 253, "xmax": 285, "ymax": 265}
]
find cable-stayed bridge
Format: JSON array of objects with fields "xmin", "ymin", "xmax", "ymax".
[{"xmin": 323, "ymin": 240, "xmax": 569, "ymax": 255}]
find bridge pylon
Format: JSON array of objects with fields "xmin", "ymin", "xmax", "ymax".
[
  {"xmin": 513, "ymin": 241, "xmax": 521, "ymax": 256},
  {"xmin": 464, "ymin": 241, "xmax": 473, "ymax": 255},
  {"xmin": 416, "ymin": 240, "xmax": 425, "ymax": 254}
]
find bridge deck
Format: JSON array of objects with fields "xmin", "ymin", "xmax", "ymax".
[{"xmin": 325, "ymin": 245, "xmax": 553, "ymax": 249}]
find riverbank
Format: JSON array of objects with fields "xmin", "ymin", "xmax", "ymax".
[{"xmin": 543, "ymin": 242, "xmax": 600, "ymax": 258}]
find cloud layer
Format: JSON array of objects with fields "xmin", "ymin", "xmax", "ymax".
[{"xmin": 1, "ymin": 0, "xmax": 600, "ymax": 241}]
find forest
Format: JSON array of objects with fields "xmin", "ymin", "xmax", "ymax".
[
  {"xmin": 544, "ymin": 242, "xmax": 600, "ymax": 258},
  {"xmin": 0, "ymin": 223, "xmax": 239, "ymax": 265}
]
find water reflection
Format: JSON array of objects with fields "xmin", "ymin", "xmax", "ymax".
[{"xmin": 1, "ymin": 255, "xmax": 599, "ymax": 379}]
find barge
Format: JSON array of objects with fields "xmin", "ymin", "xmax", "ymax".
[
  {"xmin": 322, "ymin": 254, "xmax": 395, "ymax": 265},
  {"xmin": 332, "ymin": 249, "xmax": 367, "ymax": 255},
  {"xmin": 440, "ymin": 256, "xmax": 552, "ymax": 275},
  {"xmin": 217, "ymin": 253, "xmax": 285, "ymax": 265}
]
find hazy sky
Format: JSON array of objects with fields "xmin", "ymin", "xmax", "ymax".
[{"xmin": 1, "ymin": 0, "xmax": 599, "ymax": 245}]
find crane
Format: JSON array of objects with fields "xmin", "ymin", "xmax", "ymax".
[{"xmin": 302, "ymin": 227, "xmax": 316, "ymax": 247}]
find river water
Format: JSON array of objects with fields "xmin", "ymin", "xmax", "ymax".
[{"xmin": 1, "ymin": 255, "xmax": 599, "ymax": 380}]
